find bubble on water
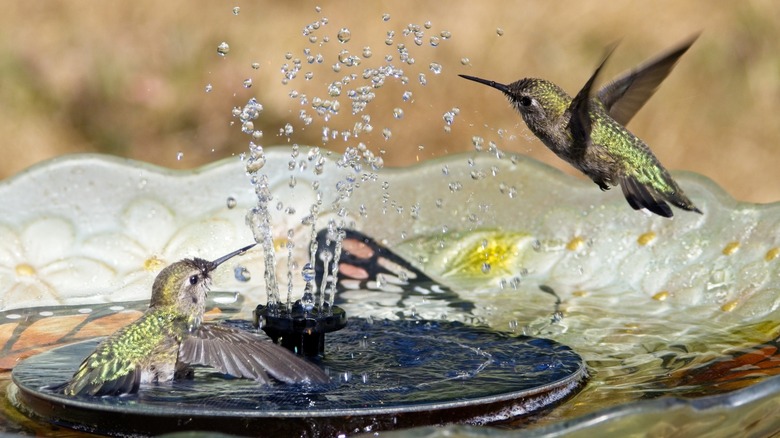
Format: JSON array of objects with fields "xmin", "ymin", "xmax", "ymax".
[
  {"xmin": 234, "ymin": 265, "xmax": 251, "ymax": 282},
  {"xmin": 337, "ymin": 28, "xmax": 352, "ymax": 43},
  {"xmin": 251, "ymin": 62, "xmax": 260, "ymax": 70},
  {"xmin": 232, "ymin": 6, "xmax": 240, "ymax": 15},
  {"xmin": 429, "ymin": 62, "xmax": 442, "ymax": 74},
  {"xmin": 217, "ymin": 42, "xmax": 230, "ymax": 56},
  {"xmin": 392, "ymin": 108, "xmax": 404, "ymax": 119},
  {"xmin": 176, "ymin": 151, "xmax": 184, "ymax": 161},
  {"xmin": 226, "ymin": 196, "xmax": 237, "ymax": 209},
  {"xmin": 440, "ymin": 30, "xmax": 452, "ymax": 39},
  {"xmin": 381, "ymin": 13, "xmax": 391, "ymax": 22},
  {"xmin": 481, "ymin": 262, "xmax": 491, "ymax": 274},
  {"xmin": 243, "ymin": 78, "xmax": 253, "ymax": 88},
  {"xmin": 204, "ymin": 83, "xmax": 213, "ymax": 93},
  {"xmin": 496, "ymin": 28, "xmax": 505, "ymax": 36},
  {"xmin": 460, "ymin": 57, "xmax": 470, "ymax": 65}
]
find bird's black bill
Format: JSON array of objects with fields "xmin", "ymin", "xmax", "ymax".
[
  {"xmin": 458, "ymin": 74, "xmax": 512, "ymax": 94},
  {"xmin": 210, "ymin": 243, "xmax": 257, "ymax": 269}
]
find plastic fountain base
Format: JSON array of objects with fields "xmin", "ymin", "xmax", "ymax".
[{"xmin": 10, "ymin": 318, "xmax": 585, "ymax": 436}]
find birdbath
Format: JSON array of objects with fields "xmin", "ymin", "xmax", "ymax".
[{"xmin": 1, "ymin": 148, "xmax": 779, "ymax": 437}]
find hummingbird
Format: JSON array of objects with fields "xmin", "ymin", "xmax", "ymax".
[
  {"xmin": 59, "ymin": 243, "xmax": 328, "ymax": 397},
  {"xmin": 459, "ymin": 36, "xmax": 703, "ymax": 218}
]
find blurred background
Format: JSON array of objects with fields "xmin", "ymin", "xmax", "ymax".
[{"xmin": 1, "ymin": 1, "xmax": 778, "ymax": 203}]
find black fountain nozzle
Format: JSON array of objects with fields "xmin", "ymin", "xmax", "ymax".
[{"xmin": 253, "ymin": 301, "xmax": 347, "ymax": 357}]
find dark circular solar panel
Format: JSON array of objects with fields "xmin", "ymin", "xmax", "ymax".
[{"xmin": 11, "ymin": 318, "xmax": 586, "ymax": 436}]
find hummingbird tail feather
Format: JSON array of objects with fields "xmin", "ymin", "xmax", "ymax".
[{"xmin": 620, "ymin": 175, "xmax": 674, "ymax": 217}]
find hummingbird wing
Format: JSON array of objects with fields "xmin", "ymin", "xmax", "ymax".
[
  {"xmin": 568, "ymin": 45, "xmax": 617, "ymax": 160},
  {"xmin": 597, "ymin": 35, "xmax": 698, "ymax": 126},
  {"xmin": 180, "ymin": 324, "xmax": 329, "ymax": 384}
]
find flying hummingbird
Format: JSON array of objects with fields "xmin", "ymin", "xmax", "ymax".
[
  {"xmin": 460, "ymin": 36, "xmax": 702, "ymax": 218},
  {"xmin": 60, "ymin": 243, "xmax": 328, "ymax": 397}
]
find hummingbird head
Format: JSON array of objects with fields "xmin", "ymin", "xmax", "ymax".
[
  {"xmin": 150, "ymin": 243, "xmax": 256, "ymax": 326},
  {"xmin": 459, "ymin": 75, "xmax": 570, "ymax": 135}
]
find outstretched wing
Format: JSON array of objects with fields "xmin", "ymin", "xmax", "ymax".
[
  {"xmin": 568, "ymin": 45, "xmax": 617, "ymax": 161},
  {"xmin": 180, "ymin": 324, "xmax": 328, "ymax": 384},
  {"xmin": 598, "ymin": 35, "xmax": 698, "ymax": 126}
]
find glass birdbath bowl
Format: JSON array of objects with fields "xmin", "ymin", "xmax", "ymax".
[{"xmin": 1, "ymin": 148, "xmax": 779, "ymax": 437}]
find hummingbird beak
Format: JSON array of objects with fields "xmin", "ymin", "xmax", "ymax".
[
  {"xmin": 208, "ymin": 243, "xmax": 257, "ymax": 271},
  {"xmin": 458, "ymin": 74, "xmax": 512, "ymax": 94}
]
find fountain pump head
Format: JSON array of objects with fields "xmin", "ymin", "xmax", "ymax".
[{"xmin": 253, "ymin": 302, "xmax": 347, "ymax": 357}]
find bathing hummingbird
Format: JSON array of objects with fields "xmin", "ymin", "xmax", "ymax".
[
  {"xmin": 459, "ymin": 36, "xmax": 702, "ymax": 218},
  {"xmin": 60, "ymin": 243, "xmax": 328, "ymax": 397}
]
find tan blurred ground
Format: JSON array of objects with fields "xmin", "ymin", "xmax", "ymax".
[{"xmin": 1, "ymin": 1, "xmax": 778, "ymax": 203}]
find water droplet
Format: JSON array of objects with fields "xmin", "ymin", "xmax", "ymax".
[
  {"xmin": 251, "ymin": 62, "xmax": 260, "ymax": 70},
  {"xmin": 302, "ymin": 263, "xmax": 315, "ymax": 282},
  {"xmin": 217, "ymin": 42, "xmax": 230, "ymax": 57},
  {"xmin": 362, "ymin": 46, "xmax": 372, "ymax": 58},
  {"xmin": 402, "ymin": 91, "xmax": 413, "ymax": 101},
  {"xmin": 204, "ymin": 83, "xmax": 213, "ymax": 93},
  {"xmin": 429, "ymin": 36, "xmax": 440, "ymax": 47},
  {"xmin": 481, "ymin": 262, "xmax": 491, "ymax": 273},
  {"xmin": 226, "ymin": 196, "xmax": 237, "ymax": 209},
  {"xmin": 337, "ymin": 28, "xmax": 351, "ymax": 43},
  {"xmin": 243, "ymin": 78, "xmax": 253, "ymax": 88},
  {"xmin": 234, "ymin": 266, "xmax": 251, "ymax": 282},
  {"xmin": 392, "ymin": 108, "xmax": 404, "ymax": 119},
  {"xmin": 496, "ymin": 28, "xmax": 505, "ymax": 36},
  {"xmin": 232, "ymin": 6, "xmax": 240, "ymax": 15},
  {"xmin": 424, "ymin": 21, "xmax": 432, "ymax": 29},
  {"xmin": 440, "ymin": 30, "xmax": 452, "ymax": 39},
  {"xmin": 418, "ymin": 73, "xmax": 427, "ymax": 85},
  {"xmin": 429, "ymin": 62, "xmax": 442, "ymax": 74},
  {"xmin": 460, "ymin": 57, "xmax": 470, "ymax": 65},
  {"xmin": 176, "ymin": 151, "xmax": 184, "ymax": 161},
  {"xmin": 381, "ymin": 13, "xmax": 391, "ymax": 22},
  {"xmin": 382, "ymin": 128, "xmax": 392, "ymax": 140}
]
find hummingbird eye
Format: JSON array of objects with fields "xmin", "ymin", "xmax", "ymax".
[
  {"xmin": 519, "ymin": 96, "xmax": 532, "ymax": 107},
  {"xmin": 189, "ymin": 275, "xmax": 199, "ymax": 285}
]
